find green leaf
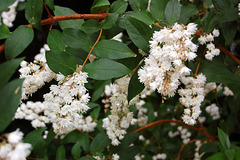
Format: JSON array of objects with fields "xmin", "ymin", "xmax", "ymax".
[
  {"xmin": 93, "ymin": 40, "xmax": 135, "ymax": 59},
  {"xmin": 25, "ymin": 0, "xmax": 43, "ymax": 30},
  {"xmin": 102, "ymin": 13, "xmax": 119, "ymax": 29},
  {"xmin": 85, "ymin": 59, "xmax": 132, "ymax": 80},
  {"xmin": 124, "ymin": 16, "xmax": 153, "ymax": 53},
  {"xmin": 129, "ymin": 0, "xmax": 148, "ymax": 11},
  {"xmin": 200, "ymin": 60, "xmax": 240, "ymax": 84},
  {"xmin": 118, "ymin": 146, "xmax": 140, "ymax": 160},
  {"xmin": 235, "ymin": 149, "xmax": 240, "ymax": 160},
  {"xmin": 165, "ymin": 0, "xmax": 181, "ymax": 25},
  {"xmin": 0, "ymin": 24, "xmax": 10, "ymax": 40},
  {"xmin": 0, "ymin": 58, "xmax": 24, "ymax": 89},
  {"xmin": 24, "ymin": 128, "xmax": 47, "ymax": 158},
  {"xmin": 206, "ymin": 152, "xmax": 226, "ymax": 160},
  {"xmin": 46, "ymin": 50, "xmax": 76, "ymax": 76},
  {"xmin": 0, "ymin": 79, "xmax": 23, "ymax": 132},
  {"xmin": 56, "ymin": 145, "xmax": 66, "ymax": 160},
  {"xmin": 225, "ymin": 149, "xmax": 235, "ymax": 160},
  {"xmin": 72, "ymin": 141, "xmax": 82, "ymax": 159},
  {"xmin": 54, "ymin": 6, "xmax": 84, "ymax": 30},
  {"xmin": 128, "ymin": 70, "xmax": 144, "ymax": 102},
  {"xmin": 62, "ymin": 28, "xmax": 91, "ymax": 52},
  {"xmin": 66, "ymin": 47, "xmax": 88, "ymax": 65},
  {"xmin": 45, "ymin": 127, "xmax": 56, "ymax": 145},
  {"xmin": 5, "ymin": 25, "xmax": 34, "ymax": 60},
  {"xmin": 150, "ymin": 0, "xmax": 169, "ymax": 21},
  {"xmin": 219, "ymin": 22, "xmax": 237, "ymax": 46},
  {"xmin": 79, "ymin": 133, "xmax": 90, "ymax": 153},
  {"xmin": 91, "ymin": 0, "xmax": 110, "ymax": 13},
  {"xmin": 109, "ymin": 0, "xmax": 128, "ymax": 14},
  {"xmin": 90, "ymin": 106, "xmax": 101, "ymax": 119},
  {"xmin": 90, "ymin": 131, "xmax": 110, "ymax": 153},
  {"xmin": 62, "ymin": 130, "xmax": 81, "ymax": 144},
  {"xmin": 0, "ymin": 0, "xmax": 16, "ymax": 14},
  {"xmin": 212, "ymin": 0, "xmax": 234, "ymax": 11},
  {"xmin": 179, "ymin": 4, "xmax": 199, "ymax": 24},
  {"xmin": 44, "ymin": 0, "xmax": 54, "ymax": 10},
  {"xmin": 199, "ymin": 142, "xmax": 219, "ymax": 154},
  {"xmin": 47, "ymin": 29, "xmax": 66, "ymax": 52},
  {"xmin": 217, "ymin": 127, "xmax": 231, "ymax": 150},
  {"xmin": 82, "ymin": 19, "xmax": 101, "ymax": 34},
  {"xmin": 126, "ymin": 11, "xmax": 154, "ymax": 25},
  {"xmin": 92, "ymin": 80, "xmax": 111, "ymax": 102},
  {"xmin": 216, "ymin": 8, "xmax": 238, "ymax": 22}
]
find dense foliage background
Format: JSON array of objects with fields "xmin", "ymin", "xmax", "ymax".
[{"xmin": 0, "ymin": 0, "xmax": 240, "ymax": 160}]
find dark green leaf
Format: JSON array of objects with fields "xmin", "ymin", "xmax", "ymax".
[
  {"xmin": 212, "ymin": 0, "xmax": 234, "ymax": 11},
  {"xmin": 118, "ymin": 146, "xmax": 140, "ymax": 160},
  {"xmin": 82, "ymin": 19, "xmax": 101, "ymax": 34},
  {"xmin": 65, "ymin": 47, "xmax": 88, "ymax": 65},
  {"xmin": 219, "ymin": 22, "xmax": 237, "ymax": 46},
  {"xmin": 235, "ymin": 149, "xmax": 240, "ymax": 160},
  {"xmin": 44, "ymin": 0, "xmax": 54, "ymax": 10},
  {"xmin": 72, "ymin": 141, "xmax": 82, "ymax": 159},
  {"xmin": 206, "ymin": 152, "xmax": 226, "ymax": 160},
  {"xmin": 91, "ymin": 0, "xmax": 110, "ymax": 13},
  {"xmin": 92, "ymin": 80, "xmax": 111, "ymax": 102},
  {"xmin": 47, "ymin": 29, "xmax": 66, "ymax": 52},
  {"xmin": 24, "ymin": 128, "xmax": 47, "ymax": 158},
  {"xmin": 165, "ymin": 0, "xmax": 181, "ymax": 25},
  {"xmin": 199, "ymin": 142, "xmax": 219, "ymax": 154},
  {"xmin": 128, "ymin": 70, "xmax": 144, "ymax": 102},
  {"xmin": 79, "ymin": 133, "xmax": 90, "ymax": 153},
  {"xmin": 225, "ymin": 149, "xmax": 235, "ymax": 160},
  {"xmin": 90, "ymin": 107, "xmax": 101, "ymax": 119},
  {"xmin": 109, "ymin": 0, "xmax": 128, "ymax": 14},
  {"xmin": 124, "ymin": 16, "xmax": 153, "ymax": 53},
  {"xmin": 217, "ymin": 127, "xmax": 230, "ymax": 150},
  {"xmin": 0, "ymin": 0, "xmax": 16, "ymax": 14},
  {"xmin": 216, "ymin": 8, "xmax": 238, "ymax": 22},
  {"xmin": 63, "ymin": 28, "xmax": 91, "ymax": 52},
  {"xmin": 56, "ymin": 145, "xmax": 66, "ymax": 160},
  {"xmin": 25, "ymin": 0, "xmax": 43, "ymax": 30},
  {"xmin": 0, "ymin": 24, "xmax": 10, "ymax": 40},
  {"xmin": 0, "ymin": 79, "xmax": 23, "ymax": 132},
  {"xmin": 90, "ymin": 131, "xmax": 110, "ymax": 153},
  {"xmin": 45, "ymin": 127, "xmax": 56, "ymax": 145},
  {"xmin": 179, "ymin": 4, "xmax": 198, "ymax": 24},
  {"xmin": 62, "ymin": 130, "xmax": 81, "ymax": 144},
  {"xmin": 85, "ymin": 59, "xmax": 131, "ymax": 80},
  {"xmin": 5, "ymin": 25, "xmax": 34, "ymax": 60},
  {"xmin": 54, "ymin": 6, "xmax": 84, "ymax": 30},
  {"xmin": 126, "ymin": 11, "xmax": 154, "ymax": 25},
  {"xmin": 150, "ymin": 0, "xmax": 169, "ymax": 21},
  {"xmin": 129, "ymin": 0, "xmax": 148, "ymax": 11},
  {"xmin": 102, "ymin": 13, "xmax": 119, "ymax": 29},
  {"xmin": 200, "ymin": 60, "xmax": 240, "ymax": 84},
  {"xmin": 0, "ymin": 58, "xmax": 24, "ymax": 89},
  {"xmin": 46, "ymin": 50, "xmax": 76, "ymax": 76},
  {"xmin": 93, "ymin": 40, "xmax": 135, "ymax": 59}
]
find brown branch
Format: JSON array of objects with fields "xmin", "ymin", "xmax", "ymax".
[
  {"xmin": 194, "ymin": 49, "xmax": 207, "ymax": 77},
  {"xmin": 195, "ymin": 27, "xmax": 204, "ymax": 36},
  {"xmin": 41, "ymin": 13, "xmax": 111, "ymax": 26},
  {"xmin": 176, "ymin": 139, "xmax": 205, "ymax": 160},
  {"xmin": 217, "ymin": 45, "xmax": 240, "ymax": 65},
  {"xmin": 154, "ymin": 23, "xmax": 164, "ymax": 29},
  {"xmin": 129, "ymin": 58, "xmax": 145, "ymax": 78},
  {"xmin": 80, "ymin": 27, "xmax": 103, "ymax": 71},
  {"xmin": 133, "ymin": 119, "xmax": 202, "ymax": 133},
  {"xmin": 0, "ymin": 43, "xmax": 5, "ymax": 53},
  {"xmin": 44, "ymin": 3, "xmax": 52, "ymax": 18}
]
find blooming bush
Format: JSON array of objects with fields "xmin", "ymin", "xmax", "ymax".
[{"xmin": 0, "ymin": 0, "xmax": 240, "ymax": 159}]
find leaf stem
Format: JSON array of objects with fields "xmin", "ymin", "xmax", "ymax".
[{"xmin": 80, "ymin": 28, "xmax": 103, "ymax": 72}]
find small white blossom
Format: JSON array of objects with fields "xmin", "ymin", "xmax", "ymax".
[
  {"xmin": 206, "ymin": 103, "xmax": 220, "ymax": 120},
  {"xmin": 223, "ymin": 86, "xmax": 234, "ymax": 96}
]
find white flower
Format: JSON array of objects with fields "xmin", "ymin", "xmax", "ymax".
[
  {"xmin": 223, "ymin": 86, "xmax": 234, "ymax": 96},
  {"xmin": 7, "ymin": 129, "xmax": 24, "ymax": 144},
  {"xmin": 212, "ymin": 29, "xmax": 220, "ymax": 37}
]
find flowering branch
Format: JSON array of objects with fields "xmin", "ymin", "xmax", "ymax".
[
  {"xmin": 80, "ymin": 27, "xmax": 103, "ymax": 71},
  {"xmin": 176, "ymin": 139, "xmax": 205, "ymax": 160},
  {"xmin": 217, "ymin": 45, "xmax": 240, "ymax": 65}
]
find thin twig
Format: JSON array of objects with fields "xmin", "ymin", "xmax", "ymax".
[
  {"xmin": 194, "ymin": 49, "xmax": 207, "ymax": 77},
  {"xmin": 218, "ymin": 45, "xmax": 240, "ymax": 65},
  {"xmin": 0, "ymin": 43, "xmax": 5, "ymax": 53},
  {"xmin": 154, "ymin": 23, "xmax": 164, "ymax": 29},
  {"xmin": 129, "ymin": 58, "xmax": 145, "ymax": 77},
  {"xmin": 80, "ymin": 28, "xmax": 103, "ymax": 71}
]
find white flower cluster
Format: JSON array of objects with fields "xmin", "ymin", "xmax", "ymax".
[
  {"xmin": 152, "ymin": 153, "xmax": 167, "ymax": 160},
  {"xmin": 205, "ymin": 103, "xmax": 220, "ymax": 120},
  {"xmin": 238, "ymin": 3, "xmax": 240, "ymax": 17},
  {"xmin": 178, "ymin": 73, "xmax": 206, "ymax": 125},
  {"xmin": 19, "ymin": 44, "xmax": 56, "ymax": 100},
  {"xmin": 1, "ymin": 0, "xmax": 19, "ymax": 28},
  {"xmin": 76, "ymin": 115, "xmax": 97, "ymax": 132},
  {"xmin": 223, "ymin": 86, "xmax": 234, "ymax": 96},
  {"xmin": 138, "ymin": 23, "xmax": 198, "ymax": 97},
  {"xmin": 204, "ymin": 82, "xmax": 217, "ymax": 95},
  {"xmin": 0, "ymin": 129, "xmax": 32, "ymax": 160},
  {"xmin": 177, "ymin": 126, "xmax": 192, "ymax": 144},
  {"xmin": 198, "ymin": 29, "xmax": 220, "ymax": 61},
  {"xmin": 15, "ymin": 101, "xmax": 50, "ymax": 128},
  {"xmin": 194, "ymin": 140, "xmax": 204, "ymax": 160},
  {"xmin": 43, "ymin": 71, "xmax": 90, "ymax": 135},
  {"xmin": 102, "ymin": 76, "xmax": 134, "ymax": 146}
]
